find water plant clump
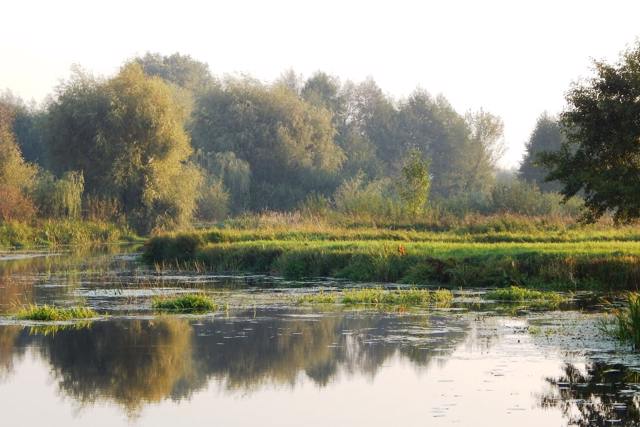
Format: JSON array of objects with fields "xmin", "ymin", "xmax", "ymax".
[
  {"xmin": 341, "ymin": 288, "xmax": 452, "ymax": 307},
  {"xmin": 612, "ymin": 292, "xmax": 640, "ymax": 350},
  {"xmin": 297, "ymin": 291, "xmax": 338, "ymax": 304},
  {"xmin": 16, "ymin": 305, "xmax": 98, "ymax": 321},
  {"xmin": 485, "ymin": 286, "xmax": 565, "ymax": 303},
  {"xmin": 151, "ymin": 294, "xmax": 217, "ymax": 313}
]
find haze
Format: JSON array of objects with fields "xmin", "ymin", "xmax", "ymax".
[{"xmin": 2, "ymin": 0, "xmax": 640, "ymax": 167}]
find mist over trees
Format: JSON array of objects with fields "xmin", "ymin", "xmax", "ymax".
[
  {"xmin": 0, "ymin": 51, "xmax": 587, "ymax": 232},
  {"xmin": 519, "ymin": 113, "xmax": 564, "ymax": 192}
]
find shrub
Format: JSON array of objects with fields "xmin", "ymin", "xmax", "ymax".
[
  {"xmin": 0, "ymin": 185, "xmax": 35, "ymax": 221},
  {"xmin": 197, "ymin": 178, "xmax": 230, "ymax": 222},
  {"xmin": 33, "ymin": 170, "xmax": 84, "ymax": 218}
]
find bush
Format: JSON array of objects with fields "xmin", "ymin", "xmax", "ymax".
[
  {"xmin": 33, "ymin": 170, "xmax": 84, "ymax": 218},
  {"xmin": 0, "ymin": 185, "xmax": 35, "ymax": 221},
  {"xmin": 197, "ymin": 178, "xmax": 230, "ymax": 222},
  {"xmin": 333, "ymin": 173, "xmax": 400, "ymax": 220}
]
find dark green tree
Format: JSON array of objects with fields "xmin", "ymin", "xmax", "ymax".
[
  {"xmin": 542, "ymin": 43, "xmax": 640, "ymax": 222},
  {"xmin": 46, "ymin": 63, "xmax": 202, "ymax": 232}
]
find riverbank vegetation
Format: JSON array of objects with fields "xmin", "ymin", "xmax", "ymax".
[
  {"xmin": 143, "ymin": 214, "xmax": 640, "ymax": 291},
  {"xmin": 0, "ymin": 220, "xmax": 136, "ymax": 249}
]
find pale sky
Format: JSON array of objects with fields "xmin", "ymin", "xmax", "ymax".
[{"xmin": 2, "ymin": 0, "xmax": 640, "ymax": 168}]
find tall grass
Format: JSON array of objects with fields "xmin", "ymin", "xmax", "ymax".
[
  {"xmin": 0, "ymin": 219, "xmax": 137, "ymax": 249},
  {"xmin": 612, "ymin": 293, "xmax": 640, "ymax": 350},
  {"xmin": 144, "ymin": 218, "xmax": 640, "ymax": 291},
  {"xmin": 151, "ymin": 294, "xmax": 217, "ymax": 313}
]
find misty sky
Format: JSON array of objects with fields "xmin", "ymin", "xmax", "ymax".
[{"xmin": 2, "ymin": 0, "xmax": 640, "ymax": 168}]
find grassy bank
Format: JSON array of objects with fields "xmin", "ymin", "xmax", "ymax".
[
  {"xmin": 144, "ymin": 222, "xmax": 640, "ymax": 291},
  {"xmin": 0, "ymin": 220, "xmax": 138, "ymax": 249}
]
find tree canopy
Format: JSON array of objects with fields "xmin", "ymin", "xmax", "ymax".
[{"xmin": 542, "ymin": 42, "xmax": 640, "ymax": 222}]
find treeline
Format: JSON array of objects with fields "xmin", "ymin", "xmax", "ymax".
[{"xmin": 0, "ymin": 53, "xmax": 573, "ymax": 233}]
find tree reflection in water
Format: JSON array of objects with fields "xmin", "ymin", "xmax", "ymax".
[
  {"xmin": 540, "ymin": 362, "xmax": 640, "ymax": 426},
  {"xmin": 1, "ymin": 311, "xmax": 469, "ymax": 415}
]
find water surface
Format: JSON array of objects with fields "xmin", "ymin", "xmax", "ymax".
[{"xmin": 0, "ymin": 247, "xmax": 637, "ymax": 426}]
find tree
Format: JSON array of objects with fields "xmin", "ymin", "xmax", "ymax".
[
  {"xmin": 519, "ymin": 113, "xmax": 564, "ymax": 192},
  {"xmin": 135, "ymin": 52, "xmax": 215, "ymax": 93},
  {"xmin": 0, "ymin": 101, "xmax": 38, "ymax": 220},
  {"xmin": 0, "ymin": 101, "xmax": 37, "ymax": 191},
  {"xmin": 46, "ymin": 63, "xmax": 202, "ymax": 232},
  {"xmin": 542, "ymin": 42, "xmax": 640, "ymax": 222},
  {"xmin": 461, "ymin": 109, "xmax": 504, "ymax": 194},
  {"xmin": 191, "ymin": 78, "xmax": 343, "ymax": 210},
  {"xmin": 398, "ymin": 149, "xmax": 430, "ymax": 217}
]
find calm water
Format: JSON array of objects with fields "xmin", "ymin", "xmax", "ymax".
[{"xmin": 0, "ymin": 247, "xmax": 638, "ymax": 426}]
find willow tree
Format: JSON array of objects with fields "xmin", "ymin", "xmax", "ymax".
[{"xmin": 46, "ymin": 63, "xmax": 202, "ymax": 232}]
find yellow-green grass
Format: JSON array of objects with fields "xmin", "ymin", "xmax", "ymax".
[
  {"xmin": 151, "ymin": 294, "xmax": 217, "ymax": 313},
  {"xmin": 0, "ymin": 219, "xmax": 137, "ymax": 249},
  {"xmin": 16, "ymin": 304, "xmax": 97, "ymax": 321},
  {"xmin": 144, "ymin": 228, "xmax": 640, "ymax": 291},
  {"xmin": 297, "ymin": 288, "xmax": 453, "ymax": 307},
  {"xmin": 484, "ymin": 286, "xmax": 566, "ymax": 303}
]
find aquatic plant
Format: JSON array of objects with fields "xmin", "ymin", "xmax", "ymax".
[
  {"xmin": 341, "ymin": 288, "xmax": 447, "ymax": 307},
  {"xmin": 16, "ymin": 305, "xmax": 97, "ymax": 321},
  {"xmin": 612, "ymin": 292, "xmax": 640, "ymax": 350},
  {"xmin": 151, "ymin": 294, "xmax": 217, "ymax": 313},
  {"xmin": 297, "ymin": 291, "xmax": 338, "ymax": 304},
  {"xmin": 484, "ymin": 286, "xmax": 565, "ymax": 303}
]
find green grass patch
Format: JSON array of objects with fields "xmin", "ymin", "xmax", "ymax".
[
  {"xmin": 16, "ymin": 305, "xmax": 97, "ymax": 321},
  {"xmin": 151, "ymin": 294, "xmax": 217, "ymax": 313},
  {"xmin": 484, "ymin": 286, "xmax": 565, "ymax": 303},
  {"xmin": 144, "ymin": 225, "xmax": 640, "ymax": 291},
  {"xmin": 341, "ymin": 288, "xmax": 452, "ymax": 307}
]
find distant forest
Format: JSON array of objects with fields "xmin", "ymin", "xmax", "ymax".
[{"xmin": 0, "ymin": 53, "xmax": 569, "ymax": 233}]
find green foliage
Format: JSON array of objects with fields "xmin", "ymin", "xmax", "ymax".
[
  {"xmin": 399, "ymin": 149, "xmax": 430, "ymax": 217},
  {"xmin": 151, "ymin": 294, "xmax": 217, "ymax": 313},
  {"xmin": 191, "ymin": 78, "xmax": 343, "ymax": 210},
  {"xmin": 135, "ymin": 52, "xmax": 215, "ymax": 93},
  {"xmin": 16, "ymin": 305, "xmax": 97, "ymax": 321},
  {"xmin": 33, "ymin": 171, "xmax": 84, "ymax": 218},
  {"xmin": 542, "ymin": 42, "xmax": 640, "ymax": 222},
  {"xmin": 46, "ymin": 63, "xmax": 201, "ymax": 233}
]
